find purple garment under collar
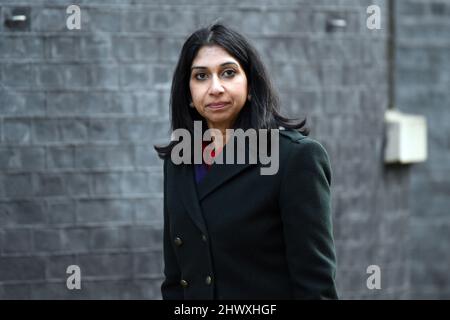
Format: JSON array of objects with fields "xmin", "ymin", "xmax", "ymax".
[{"xmin": 194, "ymin": 163, "xmax": 209, "ymax": 184}]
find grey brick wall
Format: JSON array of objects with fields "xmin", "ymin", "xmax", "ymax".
[
  {"xmin": 395, "ymin": 0, "xmax": 450, "ymax": 299},
  {"xmin": 0, "ymin": 0, "xmax": 414, "ymax": 299}
]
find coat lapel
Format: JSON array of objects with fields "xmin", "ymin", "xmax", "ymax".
[
  {"xmin": 196, "ymin": 137, "xmax": 255, "ymax": 201},
  {"xmin": 177, "ymin": 138, "xmax": 255, "ymax": 234},
  {"xmin": 178, "ymin": 163, "xmax": 208, "ymax": 235},
  {"xmin": 178, "ymin": 164, "xmax": 206, "ymax": 234},
  {"xmin": 196, "ymin": 161, "xmax": 254, "ymax": 201}
]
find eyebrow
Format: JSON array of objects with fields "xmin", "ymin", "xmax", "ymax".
[{"xmin": 191, "ymin": 62, "xmax": 239, "ymax": 70}]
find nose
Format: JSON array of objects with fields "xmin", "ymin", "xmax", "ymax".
[{"xmin": 208, "ymin": 74, "xmax": 225, "ymax": 95}]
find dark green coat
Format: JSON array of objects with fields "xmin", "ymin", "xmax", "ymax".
[{"xmin": 161, "ymin": 129, "xmax": 338, "ymax": 300}]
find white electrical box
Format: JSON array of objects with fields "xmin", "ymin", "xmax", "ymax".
[{"xmin": 384, "ymin": 110, "xmax": 427, "ymax": 164}]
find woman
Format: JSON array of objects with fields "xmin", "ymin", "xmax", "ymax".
[{"xmin": 155, "ymin": 23, "xmax": 338, "ymax": 300}]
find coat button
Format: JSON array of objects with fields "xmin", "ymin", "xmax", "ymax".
[
  {"xmin": 201, "ymin": 234, "xmax": 207, "ymax": 242},
  {"xmin": 174, "ymin": 237, "xmax": 183, "ymax": 247},
  {"xmin": 180, "ymin": 279, "xmax": 188, "ymax": 288},
  {"xmin": 205, "ymin": 276, "xmax": 212, "ymax": 285}
]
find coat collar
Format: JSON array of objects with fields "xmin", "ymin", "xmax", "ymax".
[
  {"xmin": 175, "ymin": 128, "xmax": 303, "ymax": 234},
  {"xmin": 177, "ymin": 137, "xmax": 255, "ymax": 234}
]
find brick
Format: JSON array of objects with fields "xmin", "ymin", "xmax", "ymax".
[
  {"xmin": 380, "ymin": 264, "xmax": 411, "ymax": 292},
  {"xmin": 29, "ymin": 282, "xmax": 86, "ymax": 299},
  {"xmin": 0, "ymin": 91, "xmax": 46, "ymax": 116},
  {"xmin": 134, "ymin": 92, "xmax": 160, "ymax": 116},
  {"xmin": 135, "ymin": 37, "xmax": 160, "ymax": 61},
  {"xmin": 47, "ymin": 92, "xmax": 88, "ymax": 116},
  {"xmin": 80, "ymin": 34, "xmax": 112, "ymax": 60},
  {"xmin": 3, "ymin": 119, "xmax": 31, "ymax": 144},
  {"xmin": 116, "ymin": 279, "xmax": 161, "ymax": 299},
  {"xmin": 2, "ymin": 63, "xmax": 34, "ymax": 88},
  {"xmin": 129, "ymin": 226, "xmax": 163, "ymax": 249},
  {"xmin": 63, "ymin": 173, "xmax": 90, "ymax": 197},
  {"xmin": 334, "ymin": 215, "xmax": 381, "ymax": 244},
  {"xmin": 36, "ymin": 64, "xmax": 88, "ymax": 89},
  {"xmin": 47, "ymin": 146, "xmax": 75, "ymax": 169},
  {"xmin": 360, "ymin": 88, "xmax": 388, "ymax": 115},
  {"xmin": 74, "ymin": 145, "xmax": 134, "ymax": 169},
  {"xmin": 396, "ymin": 1, "xmax": 427, "ymax": 16},
  {"xmin": 35, "ymin": 65, "xmax": 66, "ymax": 88},
  {"xmin": 153, "ymin": 65, "xmax": 171, "ymax": 87},
  {"xmin": 430, "ymin": 2, "xmax": 449, "ymax": 16},
  {"xmin": 146, "ymin": 120, "xmax": 170, "ymax": 143},
  {"xmin": 72, "ymin": 279, "xmax": 161, "ymax": 299},
  {"xmin": 335, "ymin": 266, "xmax": 377, "ymax": 293},
  {"xmin": 282, "ymin": 37, "xmax": 309, "ymax": 62},
  {"xmin": 118, "ymin": 118, "xmax": 152, "ymax": 142},
  {"xmin": 335, "ymin": 239, "xmax": 382, "ymax": 270},
  {"xmin": 84, "ymin": 8, "xmax": 122, "ymax": 33},
  {"xmin": 0, "ymin": 200, "xmax": 46, "ymax": 226},
  {"xmin": 149, "ymin": 9, "xmax": 197, "ymax": 34},
  {"xmin": 217, "ymin": 10, "xmax": 260, "ymax": 36},
  {"xmin": 0, "ymin": 283, "xmax": 31, "ymax": 299},
  {"xmin": 122, "ymin": 9, "xmax": 151, "ymax": 32},
  {"xmin": 0, "ymin": 148, "xmax": 21, "ymax": 172},
  {"xmin": 32, "ymin": 119, "xmax": 60, "ymax": 143},
  {"xmin": 0, "ymin": 36, "xmax": 44, "ymax": 59},
  {"xmin": 20, "ymin": 147, "xmax": 46, "ymax": 171},
  {"xmin": 119, "ymin": 64, "xmax": 154, "ymax": 89},
  {"xmin": 134, "ymin": 198, "xmax": 164, "ymax": 225},
  {"xmin": 265, "ymin": 10, "xmax": 311, "ymax": 34},
  {"xmin": 121, "ymin": 171, "xmax": 162, "ymax": 194},
  {"xmin": 2, "ymin": 228, "xmax": 32, "ymax": 254},
  {"xmin": 88, "ymin": 118, "xmax": 120, "ymax": 142},
  {"xmin": 77, "ymin": 253, "xmax": 132, "ymax": 277},
  {"xmin": 46, "ymin": 200, "xmax": 76, "ymax": 225},
  {"xmin": 112, "ymin": 36, "xmax": 136, "ymax": 61},
  {"xmin": 45, "ymin": 254, "xmax": 78, "ymax": 279},
  {"xmin": 76, "ymin": 199, "xmax": 134, "ymax": 224},
  {"xmin": 108, "ymin": 93, "xmax": 135, "ymax": 115},
  {"xmin": 380, "ymin": 212, "xmax": 409, "ymax": 243},
  {"xmin": 3, "ymin": 173, "xmax": 33, "ymax": 198},
  {"xmin": 158, "ymin": 90, "xmax": 171, "ymax": 118},
  {"xmin": 92, "ymin": 172, "xmax": 123, "ymax": 195},
  {"xmin": 33, "ymin": 229, "xmax": 61, "ymax": 252},
  {"xmin": 322, "ymin": 89, "xmax": 360, "ymax": 115},
  {"xmin": 134, "ymin": 251, "xmax": 164, "ymax": 277},
  {"xmin": 279, "ymin": 91, "xmax": 322, "ymax": 119},
  {"xmin": 397, "ymin": 20, "xmax": 450, "ymax": 40},
  {"xmin": 89, "ymin": 226, "xmax": 130, "ymax": 250},
  {"xmin": 35, "ymin": 173, "xmax": 66, "ymax": 197},
  {"xmin": 60, "ymin": 119, "xmax": 91, "ymax": 145},
  {"xmin": 158, "ymin": 38, "xmax": 185, "ymax": 62},
  {"xmin": 0, "ymin": 257, "xmax": 46, "ymax": 281},
  {"xmin": 86, "ymin": 64, "xmax": 120, "ymax": 89},
  {"xmin": 45, "ymin": 36, "xmax": 80, "ymax": 60},
  {"xmin": 60, "ymin": 228, "xmax": 90, "ymax": 252},
  {"xmin": 33, "ymin": 8, "xmax": 67, "ymax": 32},
  {"xmin": 273, "ymin": 62, "xmax": 320, "ymax": 89},
  {"xmin": 134, "ymin": 144, "xmax": 162, "ymax": 168}
]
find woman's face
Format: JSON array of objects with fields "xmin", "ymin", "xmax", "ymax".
[{"xmin": 189, "ymin": 45, "xmax": 248, "ymax": 131}]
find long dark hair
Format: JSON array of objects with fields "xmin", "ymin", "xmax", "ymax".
[{"xmin": 154, "ymin": 22, "xmax": 309, "ymax": 158}]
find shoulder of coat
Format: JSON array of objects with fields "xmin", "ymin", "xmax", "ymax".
[{"xmin": 278, "ymin": 127, "xmax": 307, "ymax": 144}]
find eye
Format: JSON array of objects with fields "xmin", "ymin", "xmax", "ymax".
[
  {"xmin": 194, "ymin": 73, "xmax": 208, "ymax": 81},
  {"xmin": 222, "ymin": 69, "xmax": 236, "ymax": 78}
]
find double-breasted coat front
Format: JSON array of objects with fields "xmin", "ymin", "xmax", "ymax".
[{"xmin": 161, "ymin": 128, "xmax": 338, "ymax": 300}]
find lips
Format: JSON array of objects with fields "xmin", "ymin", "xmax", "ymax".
[{"xmin": 206, "ymin": 102, "xmax": 230, "ymax": 109}]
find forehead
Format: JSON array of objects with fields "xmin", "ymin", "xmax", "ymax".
[{"xmin": 191, "ymin": 45, "xmax": 240, "ymax": 68}]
